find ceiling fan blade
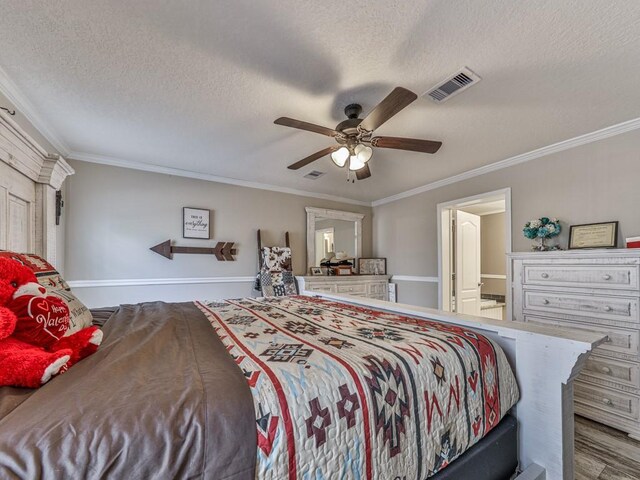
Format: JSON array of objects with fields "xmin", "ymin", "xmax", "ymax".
[
  {"xmin": 287, "ymin": 146, "xmax": 338, "ymax": 170},
  {"xmin": 359, "ymin": 87, "xmax": 418, "ymax": 132},
  {"xmin": 355, "ymin": 163, "xmax": 371, "ymax": 180},
  {"xmin": 371, "ymin": 136, "xmax": 442, "ymax": 154},
  {"xmin": 274, "ymin": 117, "xmax": 338, "ymax": 137}
]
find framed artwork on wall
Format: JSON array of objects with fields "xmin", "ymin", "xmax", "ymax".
[
  {"xmin": 569, "ymin": 221, "xmax": 618, "ymax": 249},
  {"xmin": 183, "ymin": 207, "xmax": 210, "ymax": 239},
  {"xmin": 358, "ymin": 258, "xmax": 387, "ymax": 275}
]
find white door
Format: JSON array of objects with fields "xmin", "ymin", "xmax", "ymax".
[{"xmin": 454, "ymin": 210, "xmax": 481, "ymax": 316}]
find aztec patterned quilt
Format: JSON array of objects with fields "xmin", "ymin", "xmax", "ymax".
[{"xmin": 196, "ymin": 296, "xmax": 519, "ymax": 479}]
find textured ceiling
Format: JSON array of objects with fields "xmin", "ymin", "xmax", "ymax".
[{"xmin": 1, "ymin": 1, "xmax": 639, "ymax": 202}]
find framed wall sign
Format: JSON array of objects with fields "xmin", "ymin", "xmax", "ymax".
[
  {"xmin": 183, "ymin": 207, "xmax": 210, "ymax": 239},
  {"xmin": 569, "ymin": 221, "xmax": 618, "ymax": 249},
  {"xmin": 358, "ymin": 258, "xmax": 387, "ymax": 275}
]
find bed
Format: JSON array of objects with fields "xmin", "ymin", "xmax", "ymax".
[{"xmin": 1, "ymin": 296, "xmax": 520, "ymax": 479}]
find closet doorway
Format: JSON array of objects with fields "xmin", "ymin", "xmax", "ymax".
[{"xmin": 437, "ymin": 188, "xmax": 511, "ymax": 319}]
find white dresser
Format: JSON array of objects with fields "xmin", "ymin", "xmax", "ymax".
[
  {"xmin": 510, "ymin": 250, "xmax": 640, "ymax": 440},
  {"xmin": 296, "ymin": 275, "xmax": 390, "ymax": 301}
]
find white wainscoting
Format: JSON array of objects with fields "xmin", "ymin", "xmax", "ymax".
[
  {"xmin": 390, "ymin": 275, "xmax": 439, "ymax": 283},
  {"xmin": 72, "ymin": 275, "xmax": 440, "ymax": 309},
  {"xmin": 68, "ymin": 276, "xmax": 256, "ymax": 308},
  {"xmin": 389, "ymin": 275, "xmax": 439, "ymax": 308}
]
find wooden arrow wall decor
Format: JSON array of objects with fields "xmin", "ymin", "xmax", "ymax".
[{"xmin": 150, "ymin": 240, "xmax": 237, "ymax": 261}]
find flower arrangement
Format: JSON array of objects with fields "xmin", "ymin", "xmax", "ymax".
[{"xmin": 523, "ymin": 217, "xmax": 562, "ymax": 251}]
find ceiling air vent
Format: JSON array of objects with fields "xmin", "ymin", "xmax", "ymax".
[
  {"xmin": 425, "ymin": 67, "xmax": 481, "ymax": 103},
  {"xmin": 304, "ymin": 170, "xmax": 326, "ymax": 180}
]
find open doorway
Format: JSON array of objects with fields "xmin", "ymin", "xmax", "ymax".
[
  {"xmin": 437, "ymin": 188, "xmax": 511, "ymax": 319},
  {"xmin": 314, "ymin": 227, "xmax": 335, "ymax": 266}
]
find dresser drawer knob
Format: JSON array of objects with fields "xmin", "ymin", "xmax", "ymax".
[
  {"xmin": 601, "ymin": 366, "xmax": 611, "ymax": 374},
  {"xmin": 542, "ymin": 299, "xmax": 550, "ymax": 305},
  {"xmin": 603, "ymin": 274, "xmax": 612, "ymax": 280},
  {"xmin": 604, "ymin": 306, "xmax": 613, "ymax": 312},
  {"xmin": 541, "ymin": 273, "xmax": 549, "ymax": 279},
  {"xmin": 602, "ymin": 397, "xmax": 613, "ymax": 406}
]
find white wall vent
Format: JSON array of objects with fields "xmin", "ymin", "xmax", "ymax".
[
  {"xmin": 425, "ymin": 67, "xmax": 481, "ymax": 103},
  {"xmin": 304, "ymin": 170, "xmax": 326, "ymax": 180}
]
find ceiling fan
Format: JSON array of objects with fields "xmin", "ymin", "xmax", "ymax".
[{"xmin": 274, "ymin": 87, "xmax": 442, "ymax": 181}]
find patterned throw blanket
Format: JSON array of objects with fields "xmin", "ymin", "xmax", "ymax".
[{"xmin": 196, "ymin": 296, "xmax": 519, "ymax": 480}]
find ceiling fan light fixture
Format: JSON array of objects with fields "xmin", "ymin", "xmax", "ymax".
[
  {"xmin": 348, "ymin": 155, "xmax": 366, "ymax": 171},
  {"xmin": 355, "ymin": 144, "xmax": 373, "ymax": 163},
  {"xmin": 330, "ymin": 146, "xmax": 349, "ymax": 167}
]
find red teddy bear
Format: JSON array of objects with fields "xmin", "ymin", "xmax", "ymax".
[{"xmin": 0, "ymin": 257, "xmax": 103, "ymax": 388}]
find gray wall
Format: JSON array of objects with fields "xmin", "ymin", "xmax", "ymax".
[
  {"xmin": 375, "ymin": 128, "xmax": 640, "ymax": 307},
  {"xmin": 480, "ymin": 212, "xmax": 506, "ymax": 296},
  {"xmin": 65, "ymin": 160, "xmax": 371, "ymax": 306}
]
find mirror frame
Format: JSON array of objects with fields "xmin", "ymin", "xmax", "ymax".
[{"xmin": 306, "ymin": 207, "xmax": 364, "ymax": 273}]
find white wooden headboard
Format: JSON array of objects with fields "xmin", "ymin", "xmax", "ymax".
[{"xmin": 0, "ymin": 110, "xmax": 73, "ymax": 267}]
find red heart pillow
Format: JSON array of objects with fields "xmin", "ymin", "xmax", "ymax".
[{"xmin": 10, "ymin": 294, "xmax": 70, "ymax": 348}]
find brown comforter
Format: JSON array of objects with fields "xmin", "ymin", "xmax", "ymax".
[{"xmin": 0, "ymin": 302, "xmax": 256, "ymax": 480}]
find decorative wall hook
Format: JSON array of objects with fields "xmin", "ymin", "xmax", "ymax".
[
  {"xmin": 0, "ymin": 106, "xmax": 16, "ymax": 116},
  {"xmin": 55, "ymin": 190, "xmax": 64, "ymax": 226}
]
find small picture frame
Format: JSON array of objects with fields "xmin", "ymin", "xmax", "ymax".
[
  {"xmin": 569, "ymin": 221, "xmax": 618, "ymax": 249},
  {"xmin": 358, "ymin": 258, "xmax": 387, "ymax": 275},
  {"xmin": 310, "ymin": 266, "xmax": 323, "ymax": 276},
  {"xmin": 183, "ymin": 207, "xmax": 210, "ymax": 239}
]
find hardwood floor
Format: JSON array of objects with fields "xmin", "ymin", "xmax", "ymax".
[{"xmin": 575, "ymin": 415, "xmax": 640, "ymax": 480}]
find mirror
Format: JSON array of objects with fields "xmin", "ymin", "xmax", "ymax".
[{"xmin": 306, "ymin": 207, "xmax": 364, "ymax": 273}]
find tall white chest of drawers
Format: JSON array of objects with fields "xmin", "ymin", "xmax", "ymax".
[{"xmin": 510, "ymin": 250, "xmax": 640, "ymax": 440}]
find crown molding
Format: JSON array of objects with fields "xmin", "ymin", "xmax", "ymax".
[
  {"xmin": 372, "ymin": 116, "xmax": 640, "ymax": 207},
  {"xmin": 72, "ymin": 115, "xmax": 640, "ymax": 209},
  {"xmin": 68, "ymin": 151, "xmax": 372, "ymax": 207},
  {"xmin": 0, "ymin": 64, "xmax": 70, "ymax": 156}
]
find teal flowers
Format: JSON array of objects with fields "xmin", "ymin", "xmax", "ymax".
[{"xmin": 523, "ymin": 217, "xmax": 561, "ymax": 240}]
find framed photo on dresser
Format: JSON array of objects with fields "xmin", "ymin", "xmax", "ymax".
[{"xmin": 358, "ymin": 258, "xmax": 387, "ymax": 275}]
